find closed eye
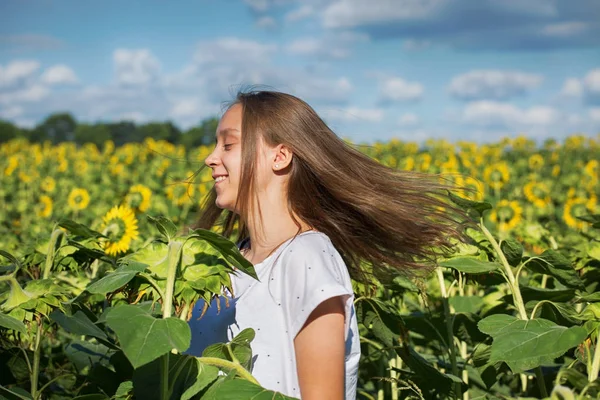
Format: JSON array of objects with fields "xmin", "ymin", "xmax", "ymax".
[{"xmin": 223, "ymin": 144, "xmax": 233, "ymax": 151}]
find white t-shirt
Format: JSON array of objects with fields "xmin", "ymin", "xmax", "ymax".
[{"xmin": 186, "ymin": 230, "xmax": 361, "ymax": 399}]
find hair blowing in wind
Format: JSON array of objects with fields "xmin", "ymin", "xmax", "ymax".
[{"xmin": 194, "ymin": 89, "xmax": 474, "ymax": 285}]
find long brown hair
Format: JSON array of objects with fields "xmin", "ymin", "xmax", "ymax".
[{"xmin": 193, "ymin": 88, "xmax": 475, "ymax": 285}]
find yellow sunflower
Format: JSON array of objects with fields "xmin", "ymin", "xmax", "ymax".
[
  {"xmin": 399, "ymin": 156, "xmax": 415, "ymax": 171},
  {"xmin": 460, "ymin": 176, "xmax": 485, "ymax": 202},
  {"xmin": 523, "ymin": 181, "xmax": 551, "ymax": 208},
  {"xmin": 551, "ymin": 165, "xmax": 560, "ymax": 177},
  {"xmin": 528, "ymin": 154, "xmax": 544, "ymax": 171},
  {"xmin": 100, "ymin": 205, "xmax": 139, "ymax": 256},
  {"xmin": 490, "ymin": 200, "xmax": 523, "ymax": 231},
  {"xmin": 68, "ymin": 188, "xmax": 90, "ymax": 211},
  {"xmin": 125, "ymin": 184, "xmax": 152, "ymax": 212},
  {"xmin": 483, "ymin": 162, "xmax": 511, "ymax": 191},
  {"xmin": 563, "ymin": 196, "xmax": 597, "ymax": 230},
  {"xmin": 41, "ymin": 176, "xmax": 56, "ymax": 193},
  {"xmin": 36, "ymin": 195, "xmax": 53, "ymax": 218}
]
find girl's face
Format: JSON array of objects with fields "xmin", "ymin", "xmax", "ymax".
[{"xmin": 205, "ymin": 103, "xmax": 276, "ymax": 213}]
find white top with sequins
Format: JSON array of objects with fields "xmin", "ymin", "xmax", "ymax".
[{"xmin": 186, "ymin": 230, "xmax": 361, "ymax": 399}]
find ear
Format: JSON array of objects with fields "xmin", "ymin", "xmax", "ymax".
[{"xmin": 272, "ymin": 144, "xmax": 293, "ymax": 171}]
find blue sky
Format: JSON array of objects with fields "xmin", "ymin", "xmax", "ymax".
[{"xmin": 1, "ymin": 0, "xmax": 599, "ymax": 144}]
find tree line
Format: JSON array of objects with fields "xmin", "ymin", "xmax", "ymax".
[{"xmin": 0, "ymin": 112, "xmax": 219, "ymax": 147}]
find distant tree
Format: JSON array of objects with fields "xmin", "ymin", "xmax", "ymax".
[
  {"xmin": 107, "ymin": 121, "xmax": 138, "ymax": 146},
  {"xmin": 74, "ymin": 123, "xmax": 112, "ymax": 146},
  {"xmin": 180, "ymin": 117, "xmax": 219, "ymax": 148},
  {"xmin": 137, "ymin": 121, "xmax": 181, "ymax": 143},
  {"xmin": 36, "ymin": 113, "xmax": 77, "ymax": 143},
  {"xmin": 0, "ymin": 120, "xmax": 22, "ymax": 143}
]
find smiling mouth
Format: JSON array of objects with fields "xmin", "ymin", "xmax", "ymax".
[{"xmin": 215, "ymin": 176, "xmax": 228, "ymax": 184}]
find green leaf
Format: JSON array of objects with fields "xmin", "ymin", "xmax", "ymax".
[
  {"xmin": 191, "ymin": 229, "xmax": 257, "ymax": 280},
  {"xmin": 147, "ymin": 215, "xmax": 178, "ymax": 241},
  {"xmin": 525, "ymin": 250, "xmax": 584, "ymax": 289},
  {"xmin": 106, "ymin": 304, "xmax": 191, "ymax": 368},
  {"xmin": 500, "ymin": 239, "xmax": 523, "ymax": 267},
  {"xmin": 449, "ymin": 296, "xmax": 484, "ymax": 314},
  {"xmin": 180, "ymin": 359, "xmax": 219, "ymax": 400},
  {"xmin": 58, "ymin": 218, "xmax": 105, "ymax": 238},
  {"xmin": 525, "ymin": 301, "xmax": 580, "ymax": 326},
  {"xmin": 114, "ymin": 381, "xmax": 133, "ymax": 399},
  {"xmin": 50, "ymin": 310, "xmax": 107, "ymax": 340},
  {"xmin": 0, "ymin": 385, "xmax": 33, "ymax": 400},
  {"xmin": 0, "ymin": 312, "xmax": 26, "ymax": 334},
  {"xmin": 447, "ymin": 190, "xmax": 492, "ymax": 217},
  {"xmin": 1, "ymin": 279, "xmax": 33, "ymax": 312},
  {"xmin": 201, "ymin": 378, "xmax": 297, "ymax": 400},
  {"xmin": 72, "ymin": 395, "xmax": 109, "ymax": 400},
  {"xmin": 0, "ymin": 250, "xmax": 21, "ymax": 270},
  {"xmin": 86, "ymin": 261, "xmax": 148, "ymax": 294},
  {"xmin": 575, "ymin": 213, "xmax": 600, "ymax": 229},
  {"xmin": 440, "ymin": 257, "xmax": 501, "ymax": 274},
  {"xmin": 478, "ymin": 314, "xmax": 587, "ymax": 373},
  {"xmin": 202, "ymin": 328, "xmax": 255, "ymax": 371}
]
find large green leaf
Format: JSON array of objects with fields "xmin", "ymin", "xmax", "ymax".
[
  {"xmin": 147, "ymin": 215, "xmax": 178, "ymax": 241},
  {"xmin": 525, "ymin": 250, "xmax": 584, "ymax": 289},
  {"xmin": 50, "ymin": 310, "xmax": 107, "ymax": 340},
  {"xmin": 440, "ymin": 257, "xmax": 501, "ymax": 274},
  {"xmin": 449, "ymin": 296, "xmax": 484, "ymax": 314},
  {"xmin": 447, "ymin": 190, "xmax": 492, "ymax": 217},
  {"xmin": 500, "ymin": 239, "xmax": 523, "ymax": 267},
  {"xmin": 0, "ymin": 312, "xmax": 26, "ymax": 334},
  {"xmin": 58, "ymin": 218, "xmax": 105, "ymax": 239},
  {"xmin": 86, "ymin": 261, "xmax": 148, "ymax": 294},
  {"xmin": 202, "ymin": 328, "xmax": 255, "ymax": 371},
  {"xmin": 191, "ymin": 229, "xmax": 257, "ymax": 280},
  {"xmin": 0, "ymin": 385, "xmax": 32, "ymax": 400},
  {"xmin": 478, "ymin": 314, "xmax": 587, "ymax": 373},
  {"xmin": 201, "ymin": 378, "xmax": 297, "ymax": 400},
  {"xmin": 106, "ymin": 304, "xmax": 191, "ymax": 368},
  {"xmin": 356, "ymin": 298, "xmax": 462, "ymax": 396},
  {"xmin": 123, "ymin": 242, "xmax": 169, "ymax": 278}
]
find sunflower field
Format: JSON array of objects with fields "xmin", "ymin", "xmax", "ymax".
[{"xmin": 1, "ymin": 133, "xmax": 599, "ymax": 400}]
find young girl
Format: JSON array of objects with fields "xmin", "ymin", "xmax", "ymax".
[{"xmin": 187, "ymin": 89, "xmax": 469, "ymax": 399}]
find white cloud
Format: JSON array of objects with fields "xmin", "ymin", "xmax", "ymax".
[
  {"xmin": 560, "ymin": 77, "xmax": 584, "ymax": 97},
  {"xmin": 286, "ymin": 31, "xmax": 367, "ymax": 59},
  {"xmin": 379, "ymin": 77, "xmax": 423, "ymax": 103},
  {"xmin": 540, "ymin": 22, "xmax": 589, "ymax": 37},
  {"xmin": 0, "ymin": 84, "xmax": 49, "ymax": 105},
  {"xmin": 285, "ymin": 5, "xmax": 314, "ymax": 22},
  {"xmin": 256, "ymin": 16, "xmax": 277, "ymax": 29},
  {"xmin": 113, "ymin": 49, "xmax": 161, "ymax": 86},
  {"xmin": 398, "ymin": 113, "xmax": 419, "ymax": 126},
  {"xmin": 462, "ymin": 101, "xmax": 559, "ymax": 127},
  {"xmin": 0, "ymin": 105, "xmax": 24, "ymax": 119},
  {"xmin": 323, "ymin": 0, "xmax": 441, "ymax": 29},
  {"xmin": 584, "ymin": 68, "xmax": 600, "ymax": 96},
  {"xmin": 119, "ymin": 111, "xmax": 147, "ymax": 123},
  {"xmin": 589, "ymin": 107, "xmax": 600, "ymax": 122},
  {"xmin": 0, "ymin": 60, "xmax": 40, "ymax": 88},
  {"xmin": 324, "ymin": 106, "xmax": 384, "ymax": 122},
  {"xmin": 40, "ymin": 64, "xmax": 78, "ymax": 85},
  {"xmin": 194, "ymin": 38, "xmax": 277, "ymax": 65},
  {"xmin": 448, "ymin": 70, "xmax": 543, "ymax": 100}
]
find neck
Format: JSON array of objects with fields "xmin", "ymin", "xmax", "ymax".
[{"xmin": 243, "ymin": 186, "xmax": 312, "ymax": 257}]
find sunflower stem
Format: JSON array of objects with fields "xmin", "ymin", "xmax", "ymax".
[
  {"xmin": 163, "ymin": 240, "xmax": 182, "ymax": 319},
  {"xmin": 43, "ymin": 228, "xmax": 65, "ymax": 279}
]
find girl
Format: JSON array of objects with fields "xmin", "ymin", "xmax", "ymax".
[{"xmin": 187, "ymin": 89, "xmax": 470, "ymax": 399}]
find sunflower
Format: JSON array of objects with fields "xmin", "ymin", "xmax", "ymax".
[
  {"xmin": 551, "ymin": 165, "xmax": 560, "ymax": 177},
  {"xmin": 36, "ymin": 195, "xmax": 53, "ymax": 218},
  {"xmin": 74, "ymin": 159, "xmax": 89, "ymax": 175},
  {"xmin": 523, "ymin": 181, "xmax": 551, "ymax": 208},
  {"xmin": 166, "ymin": 180, "xmax": 196, "ymax": 206},
  {"xmin": 68, "ymin": 188, "xmax": 90, "ymax": 211},
  {"xmin": 399, "ymin": 156, "xmax": 415, "ymax": 171},
  {"xmin": 57, "ymin": 158, "xmax": 68, "ymax": 172},
  {"xmin": 528, "ymin": 154, "xmax": 544, "ymax": 171},
  {"xmin": 483, "ymin": 162, "xmax": 510, "ymax": 191},
  {"xmin": 490, "ymin": 200, "xmax": 523, "ymax": 231},
  {"xmin": 100, "ymin": 205, "xmax": 139, "ymax": 256},
  {"xmin": 461, "ymin": 176, "xmax": 485, "ymax": 202},
  {"xmin": 563, "ymin": 196, "xmax": 597, "ymax": 230},
  {"xmin": 41, "ymin": 176, "xmax": 56, "ymax": 193},
  {"xmin": 416, "ymin": 153, "xmax": 432, "ymax": 172},
  {"xmin": 125, "ymin": 184, "xmax": 152, "ymax": 212}
]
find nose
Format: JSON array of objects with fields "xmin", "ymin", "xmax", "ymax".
[{"xmin": 204, "ymin": 147, "xmax": 220, "ymax": 168}]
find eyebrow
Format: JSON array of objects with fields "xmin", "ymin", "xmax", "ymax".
[{"xmin": 215, "ymin": 128, "xmax": 240, "ymax": 143}]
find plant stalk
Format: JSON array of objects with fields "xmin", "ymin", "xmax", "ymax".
[
  {"xmin": 436, "ymin": 268, "xmax": 461, "ymax": 400},
  {"xmin": 589, "ymin": 336, "xmax": 600, "ymax": 383},
  {"xmin": 31, "ymin": 318, "xmax": 43, "ymax": 400},
  {"xmin": 43, "ymin": 228, "xmax": 65, "ymax": 279},
  {"xmin": 479, "ymin": 219, "xmax": 527, "ymax": 320}
]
